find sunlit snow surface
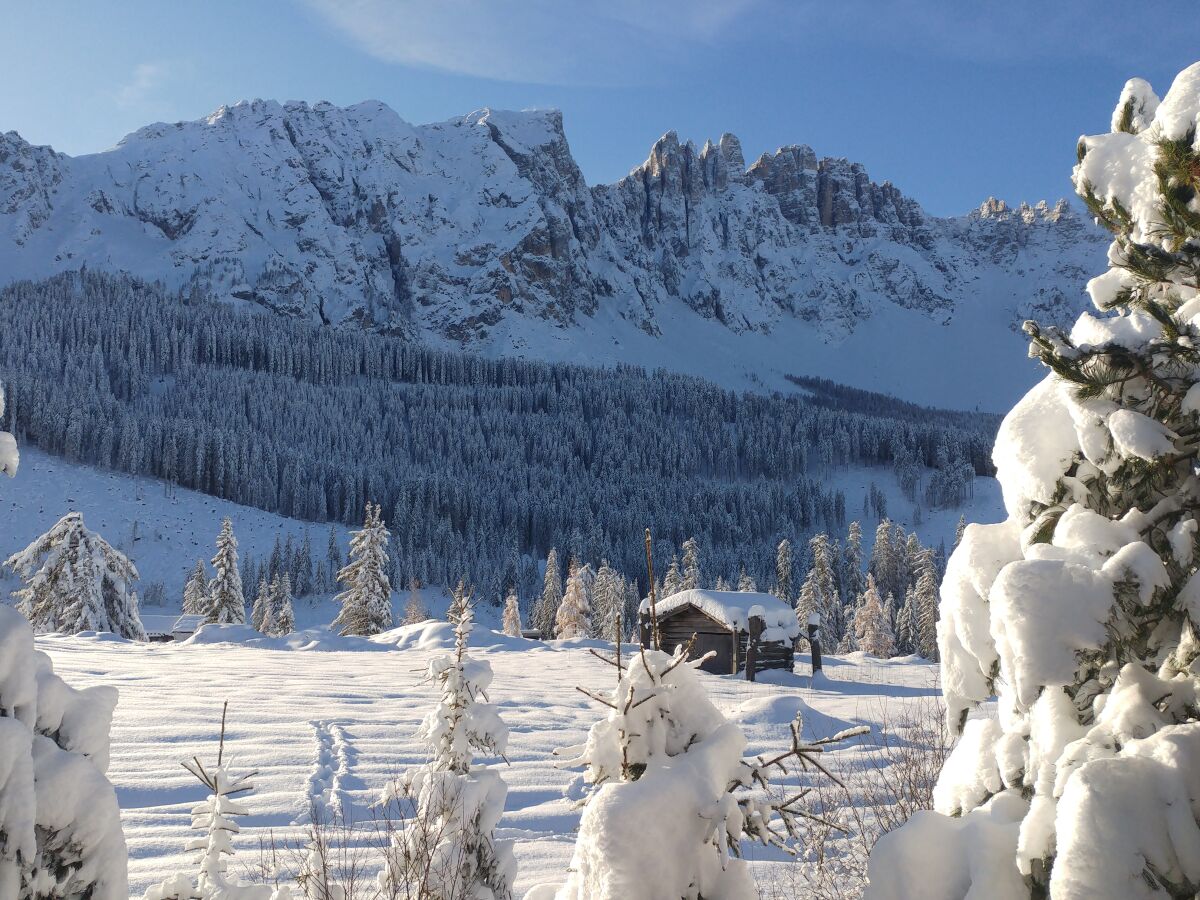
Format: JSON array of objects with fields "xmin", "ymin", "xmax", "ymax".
[{"xmin": 38, "ymin": 630, "xmax": 942, "ymax": 897}]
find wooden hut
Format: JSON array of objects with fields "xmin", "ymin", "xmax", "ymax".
[{"xmin": 639, "ymin": 589, "xmax": 798, "ymax": 678}]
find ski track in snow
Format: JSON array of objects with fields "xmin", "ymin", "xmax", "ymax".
[{"xmin": 37, "ymin": 633, "xmax": 942, "ymax": 897}]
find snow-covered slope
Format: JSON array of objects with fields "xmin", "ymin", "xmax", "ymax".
[{"xmin": 0, "ymin": 101, "xmax": 1107, "ymax": 407}]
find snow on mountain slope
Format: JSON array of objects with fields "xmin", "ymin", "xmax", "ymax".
[{"xmin": 0, "ymin": 101, "xmax": 1107, "ymax": 408}]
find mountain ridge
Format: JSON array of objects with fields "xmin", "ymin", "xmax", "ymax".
[{"xmin": 0, "ymin": 99, "xmax": 1108, "ymax": 408}]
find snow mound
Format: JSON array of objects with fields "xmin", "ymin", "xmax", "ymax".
[{"xmin": 375, "ymin": 619, "xmax": 544, "ymax": 652}]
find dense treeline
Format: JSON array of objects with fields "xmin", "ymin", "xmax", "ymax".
[{"xmin": 0, "ymin": 271, "xmax": 993, "ymax": 600}]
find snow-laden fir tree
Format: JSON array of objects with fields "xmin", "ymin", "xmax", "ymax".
[
  {"xmin": 0, "ymin": 382, "xmax": 17, "ymax": 478},
  {"xmin": 662, "ymin": 555, "xmax": 683, "ymax": 597},
  {"xmin": 251, "ymin": 576, "xmax": 273, "ymax": 633},
  {"xmin": 896, "ymin": 584, "xmax": 919, "ymax": 656},
  {"xmin": 911, "ymin": 550, "xmax": 940, "ymax": 661},
  {"xmin": 531, "ymin": 548, "xmax": 562, "ymax": 638},
  {"xmin": 775, "ymin": 538, "xmax": 794, "ymax": 604},
  {"xmin": 6, "ymin": 511, "xmax": 146, "ymax": 639},
  {"xmin": 852, "ymin": 574, "xmax": 893, "ymax": 658},
  {"xmin": 737, "ymin": 566, "xmax": 757, "ymax": 592},
  {"xmin": 538, "ymin": 642, "xmax": 867, "ymax": 899},
  {"xmin": 591, "ymin": 562, "xmax": 625, "ymax": 641},
  {"xmin": 205, "ymin": 517, "xmax": 245, "ymax": 625},
  {"xmin": 501, "ymin": 585, "xmax": 523, "ymax": 637},
  {"xmin": 867, "ymin": 62, "xmax": 1200, "ymax": 900},
  {"xmin": 270, "ymin": 574, "xmax": 295, "ymax": 637},
  {"xmin": 795, "ymin": 573, "xmax": 819, "ymax": 632},
  {"xmin": 0, "ymin": 606, "xmax": 128, "ymax": 897},
  {"xmin": 714, "ymin": 575, "xmax": 731, "ymax": 591},
  {"xmin": 381, "ymin": 584, "xmax": 514, "ymax": 899},
  {"xmin": 331, "ymin": 503, "xmax": 392, "ymax": 636},
  {"xmin": 680, "ymin": 536, "xmax": 702, "ymax": 591},
  {"xmin": 555, "ymin": 563, "xmax": 592, "ymax": 639},
  {"xmin": 803, "ymin": 533, "xmax": 842, "ymax": 643},
  {"xmin": 842, "ymin": 520, "xmax": 865, "ymax": 600},
  {"xmin": 183, "ymin": 559, "xmax": 209, "ymax": 615},
  {"xmin": 403, "ymin": 576, "xmax": 429, "ymax": 625}
]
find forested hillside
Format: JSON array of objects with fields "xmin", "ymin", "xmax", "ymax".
[{"xmin": 0, "ymin": 271, "xmax": 994, "ymax": 597}]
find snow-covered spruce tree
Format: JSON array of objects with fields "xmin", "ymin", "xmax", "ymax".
[
  {"xmin": 0, "ymin": 382, "xmax": 17, "ymax": 478},
  {"xmin": 912, "ymin": 550, "xmax": 940, "ymax": 661},
  {"xmin": 501, "ymin": 586, "xmax": 523, "ymax": 637},
  {"xmin": 896, "ymin": 584, "xmax": 919, "ymax": 656},
  {"xmin": 251, "ymin": 577, "xmax": 273, "ymax": 633},
  {"xmin": 6, "ymin": 511, "xmax": 146, "ymax": 639},
  {"xmin": 662, "ymin": 555, "xmax": 683, "ymax": 597},
  {"xmin": 144, "ymin": 707, "xmax": 288, "ymax": 900},
  {"xmin": 205, "ymin": 517, "xmax": 245, "ymax": 625},
  {"xmin": 555, "ymin": 564, "xmax": 592, "ymax": 639},
  {"xmin": 381, "ymin": 585, "xmax": 514, "ymax": 900},
  {"xmin": 270, "ymin": 574, "xmax": 295, "ymax": 637},
  {"xmin": 842, "ymin": 521, "xmax": 866, "ymax": 601},
  {"xmin": 680, "ymin": 536, "xmax": 702, "ymax": 591},
  {"xmin": 331, "ymin": 503, "xmax": 392, "ymax": 636},
  {"xmin": 531, "ymin": 548, "xmax": 562, "ymax": 638},
  {"xmin": 0, "ymin": 605, "xmax": 128, "ymax": 898},
  {"xmin": 537, "ymin": 642, "xmax": 866, "ymax": 899},
  {"xmin": 867, "ymin": 63, "xmax": 1200, "ymax": 900},
  {"xmin": 403, "ymin": 576, "xmax": 429, "ymax": 625},
  {"xmin": 183, "ymin": 559, "xmax": 209, "ymax": 616},
  {"xmin": 805, "ymin": 533, "xmax": 843, "ymax": 643},
  {"xmin": 853, "ymin": 575, "xmax": 894, "ymax": 659},
  {"xmin": 737, "ymin": 566, "xmax": 757, "ymax": 592},
  {"xmin": 591, "ymin": 562, "xmax": 625, "ymax": 641},
  {"xmin": 775, "ymin": 537, "xmax": 794, "ymax": 604}
]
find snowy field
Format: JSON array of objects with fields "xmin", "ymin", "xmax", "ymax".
[{"xmin": 37, "ymin": 628, "xmax": 941, "ymax": 897}]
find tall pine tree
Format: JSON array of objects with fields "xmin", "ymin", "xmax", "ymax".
[{"xmin": 332, "ymin": 503, "xmax": 393, "ymax": 636}]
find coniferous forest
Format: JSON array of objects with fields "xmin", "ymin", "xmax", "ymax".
[{"xmin": 0, "ymin": 270, "xmax": 993, "ymax": 599}]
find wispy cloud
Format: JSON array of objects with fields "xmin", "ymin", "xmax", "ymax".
[
  {"xmin": 115, "ymin": 62, "xmax": 173, "ymax": 110},
  {"xmin": 302, "ymin": 0, "xmax": 1198, "ymax": 86},
  {"xmin": 301, "ymin": 0, "xmax": 764, "ymax": 86}
]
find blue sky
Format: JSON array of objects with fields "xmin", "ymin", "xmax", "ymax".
[{"xmin": 3, "ymin": 1, "xmax": 1197, "ymax": 216}]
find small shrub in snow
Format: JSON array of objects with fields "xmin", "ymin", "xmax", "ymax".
[
  {"xmin": 867, "ymin": 62, "xmax": 1200, "ymax": 900},
  {"xmin": 5, "ymin": 510, "xmax": 146, "ymax": 639},
  {"xmin": 0, "ymin": 605, "xmax": 127, "ymax": 897},
  {"xmin": 402, "ymin": 577, "xmax": 429, "ymax": 626},
  {"xmin": 539, "ymin": 641, "xmax": 866, "ymax": 899},
  {"xmin": 380, "ymin": 586, "xmax": 514, "ymax": 899},
  {"xmin": 332, "ymin": 504, "xmax": 392, "ymax": 637},
  {"xmin": 144, "ymin": 705, "xmax": 290, "ymax": 900}
]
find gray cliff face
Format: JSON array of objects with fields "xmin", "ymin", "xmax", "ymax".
[{"xmin": 0, "ymin": 100, "xmax": 1109, "ymax": 366}]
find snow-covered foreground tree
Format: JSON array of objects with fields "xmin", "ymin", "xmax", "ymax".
[
  {"xmin": 531, "ymin": 642, "xmax": 865, "ymax": 899},
  {"xmin": 381, "ymin": 586, "xmax": 514, "ymax": 899},
  {"xmin": 867, "ymin": 62, "xmax": 1200, "ymax": 900},
  {"xmin": 0, "ymin": 605, "xmax": 128, "ymax": 897},
  {"xmin": 5, "ymin": 511, "xmax": 146, "ymax": 639},
  {"xmin": 0, "ymin": 382, "xmax": 17, "ymax": 477},
  {"xmin": 332, "ymin": 503, "xmax": 392, "ymax": 636}
]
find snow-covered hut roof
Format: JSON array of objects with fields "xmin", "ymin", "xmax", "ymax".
[
  {"xmin": 642, "ymin": 589, "xmax": 800, "ymax": 642},
  {"xmin": 171, "ymin": 614, "xmax": 206, "ymax": 637},
  {"xmin": 141, "ymin": 614, "xmax": 179, "ymax": 639}
]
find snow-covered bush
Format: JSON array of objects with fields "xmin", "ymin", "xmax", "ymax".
[
  {"xmin": 536, "ymin": 643, "xmax": 865, "ymax": 899},
  {"xmin": 867, "ymin": 62, "xmax": 1200, "ymax": 900},
  {"xmin": 0, "ymin": 382, "xmax": 17, "ymax": 477},
  {"xmin": 332, "ymin": 504, "xmax": 392, "ymax": 636},
  {"xmin": 0, "ymin": 605, "xmax": 127, "ymax": 897},
  {"xmin": 5, "ymin": 511, "xmax": 146, "ymax": 639},
  {"xmin": 381, "ymin": 586, "xmax": 514, "ymax": 899}
]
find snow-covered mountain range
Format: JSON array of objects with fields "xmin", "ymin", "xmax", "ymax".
[{"xmin": 0, "ymin": 100, "xmax": 1108, "ymax": 408}]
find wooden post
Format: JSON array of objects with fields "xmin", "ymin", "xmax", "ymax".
[
  {"xmin": 745, "ymin": 615, "xmax": 764, "ymax": 682},
  {"xmin": 808, "ymin": 614, "xmax": 823, "ymax": 677},
  {"xmin": 644, "ymin": 528, "xmax": 661, "ymax": 650},
  {"xmin": 730, "ymin": 625, "xmax": 739, "ymax": 674}
]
